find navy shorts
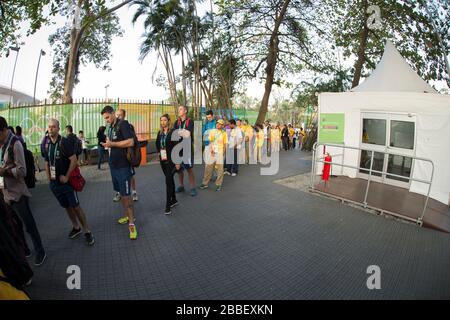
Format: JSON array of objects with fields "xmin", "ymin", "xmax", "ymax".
[
  {"xmin": 110, "ymin": 166, "xmax": 133, "ymax": 196},
  {"xmin": 50, "ymin": 181, "xmax": 80, "ymax": 209},
  {"xmin": 179, "ymin": 153, "xmax": 194, "ymax": 171},
  {"xmin": 180, "ymin": 161, "xmax": 194, "ymax": 170}
]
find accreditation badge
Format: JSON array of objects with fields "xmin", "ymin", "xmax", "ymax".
[
  {"xmin": 160, "ymin": 149, "xmax": 168, "ymax": 161},
  {"xmin": 0, "ymin": 176, "xmax": 4, "ymax": 189},
  {"xmin": 50, "ymin": 166, "xmax": 56, "ymax": 180}
]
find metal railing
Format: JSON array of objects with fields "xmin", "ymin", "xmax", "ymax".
[{"xmin": 310, "ymin": 142, "xmax": 435, "ymax": 226}]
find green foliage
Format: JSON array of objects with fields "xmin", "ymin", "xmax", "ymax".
[
  {"xmin": 132, "ymin": 0, "xmax": 243, "ymax": 108},
  {"xmin": 0, "ymin": 0, "xmax": 58, "ymax": 55},
  {"xmin": 48, "ymin": 1, "xmax": 124, "ymax": 101},
  {"xmin": 216, "ymin": 0, "xmax": 332, "ymax": 85},
  {"xmin": 327, "ymin": 0, "xmax": 449, "ymax": 85}
]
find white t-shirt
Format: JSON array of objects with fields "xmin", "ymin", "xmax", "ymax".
[
  {"xmin": 228, "ymin": 128, "xmax": 243, "ymax": 149},
  {"xmin": 79, "ymin": 137, "xmax": 87, "ymax": 150}
]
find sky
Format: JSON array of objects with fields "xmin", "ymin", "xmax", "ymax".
[
  {"xmin": 0, "ymin": 1, "xmax": 447, "ymax": 104},
  {"xmin": 0, "ymin": 6, "xmax": 179, "ymax": 102},
  {"xmin": 0, "ymin": 2, "xmax": 268, "ymax": 103}
]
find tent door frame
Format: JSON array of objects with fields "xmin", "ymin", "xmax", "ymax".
[{"xmin": 358, "ymin": 111, "xmax": 416, "ymax": 189}]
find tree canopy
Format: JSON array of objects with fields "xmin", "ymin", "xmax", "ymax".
[{"xmin": 1, "ymin": 0, "xmax": 448, "ymax": 116}]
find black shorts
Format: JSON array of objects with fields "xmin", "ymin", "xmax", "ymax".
[{"xmin": 50, "ymin": 181, "xmax": 80, "ymax": 209}]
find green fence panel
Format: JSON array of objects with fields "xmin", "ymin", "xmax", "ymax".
[{"xmin": 0, "ymin": 102, "xmax": 263, "ymax": 154}]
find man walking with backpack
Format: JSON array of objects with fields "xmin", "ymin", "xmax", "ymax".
[
  {"xmin": 101, "ymin": 106, "xmax": 138, "ymax": 240},
  {"xmin": 0, "ymin": 116, "xmax": 47, "ymax": 265},
  {"xmin": 116, "ymin": 109, "xmax": 139, "ymax": 202},
  {"xmin": 45, "ymin": 119, "xmax": 95, "ymax": 246}
]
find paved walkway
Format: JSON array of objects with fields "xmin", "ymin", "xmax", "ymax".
[{"xmin": 25, "ymin": 150, "xmax": 450, "ymax": 299}]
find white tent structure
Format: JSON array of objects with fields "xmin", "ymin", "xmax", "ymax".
[{"xmin": 318, "ymin": 41, "xmax": 450, "ymax": 205}]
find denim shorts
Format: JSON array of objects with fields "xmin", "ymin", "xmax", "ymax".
[
  {"xmin": 110, "ymin": 166, "xmax": 133, "ymax": 196},
  {"xmin": 50, "ymin": 181, "xmax": 80, "ymax": 209}
]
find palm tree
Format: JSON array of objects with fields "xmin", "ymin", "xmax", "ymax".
[{"xmin": 131, "ymin": 0, "xmax": 185, "ymax": 106}]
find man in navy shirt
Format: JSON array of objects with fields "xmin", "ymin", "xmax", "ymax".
[
  {"xmin": 117, "ymin": 109, "xmax": 138, "ymax": 202},
  {"xmin": 101, "ymin": 106, "xmax": 137, "ymax": 240},
  {"xmin": 44, "ymin": 119, "xmax": 94, "ymax": 246}
]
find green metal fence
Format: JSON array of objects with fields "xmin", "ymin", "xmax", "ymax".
[{"xmin": 0, "ymin": 99, "xmax": 259, "ymax": 154}]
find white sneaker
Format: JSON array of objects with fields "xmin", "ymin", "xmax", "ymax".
[
  {"xmin": 231, "ymin": 173, "xmax": 237, "ymax": 177},
  {"xmin": 113, "ymin": 192, "xmax": 121, "ymax": 202},
  {"xmin": 132, "ymin": 192, "xmax": 138, "ymax": 202},
  {"xmin": 224, "ymin": 171, "xmax": 231, "ymax": 176}
]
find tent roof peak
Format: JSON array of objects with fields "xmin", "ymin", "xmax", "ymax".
[{"xmin": 351, "ymin": 40, "xmax": 437, "ymax": 93}]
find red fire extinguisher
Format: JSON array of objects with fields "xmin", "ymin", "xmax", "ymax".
[{"xmin": 322, "ymin": 153, "xmax": 332, "ymax": 181}]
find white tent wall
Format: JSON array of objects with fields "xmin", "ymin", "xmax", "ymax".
[{"xmin": 318, "ymin": 92, "xmax": 450, "ymax": 205}]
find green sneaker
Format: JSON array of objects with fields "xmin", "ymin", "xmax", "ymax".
[
  {"xmin": 129, "ymin": 224, "xmax": 137, "ymax": 240},
  {"xmin": 199, "ymin": 184, "xmax": 208, "ymax": 190},
  {"xmin": 118, "ymin": 216, "xmax": 136, "ymax": 225},
  {"xmin": 215, "ymin": 186, "xmax": 222, "ymax": 192},
  {"xmin": 118, "ymin": 216, "xmax": 129, "ymax": 225}
]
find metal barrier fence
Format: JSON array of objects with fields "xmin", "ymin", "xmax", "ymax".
[
  {"xmin": 310, "ymin": 142, "xmax": 435, "ymax": 225},
  {"xmin": 0, "ymin": 99, "xmax": 260, "ymax": 154}
]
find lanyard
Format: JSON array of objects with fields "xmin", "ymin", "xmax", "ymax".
[
  {"xmin": 108, "ymin": 119, "xmax": 118, "ymax": 141},
  {"xmin": 49, "ymin": 140, "xmax": 60, "ymax": 167},
  {"xmin": 160, "ymin": 131, "xmax": 168, "ymax": 149},
  {"xmin": 178, "ymin": 119, "xmax": 187, "ymax": 129},
  {"xmin": 1, "ymin": 134, "xmax": 13, "ymax": 166},
  {"xmin": 214, "ymin": 130, "xmax": 223, "ymax": 143},
  {"xmin": 108, "ymin": 124, "xmax": 114, "ymax": 141}
]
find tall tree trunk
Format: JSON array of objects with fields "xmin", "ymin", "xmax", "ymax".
[
  {"xmin": 351, "ymin": 0, "xmax": 369, "ymax": 88},
  {"xmin": 181, "ymin": 48, "xmax": 187, "ymax": 106},
  {"xmin": 63, "ymin": 27, "xmax": 83, "ymax": 103},
  {"xmin": 167, "ymin": 45, "xmax": 179, "ymax": 106},
  {"xmin": 256, "ymin": 0, "xmax": 291, "ymax": 125},
  {"xmin": 160, "ymin": 45, "xmax": 178, "ymax": 106},
  {"xmin": 62, "ymin": 0, "xmax": 133, "ymax": 103}
]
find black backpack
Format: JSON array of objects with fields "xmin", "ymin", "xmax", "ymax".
[
  {"xmin": 111, "ymin": 120, "xmax": 142, "ymax": 167},
  {"xmin": 126, "ymin": 122, "xmax": 141, "ymax": 168},
  {"xmin": 7, "ymin": 137, "xmax": 36, "ymax": 189},
  {"xmin": 67, "ymin": 134, "xmax": 82, "ymax": 157}
]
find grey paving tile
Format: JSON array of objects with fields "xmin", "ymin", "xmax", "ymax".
[{"xmin": 22, "ymin": 150, "xmax": 450, "ymax": 299}]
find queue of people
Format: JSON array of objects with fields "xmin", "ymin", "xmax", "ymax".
[{"xmin": 0, "ymin": 106, "xmax": 306, "ymax": 297}]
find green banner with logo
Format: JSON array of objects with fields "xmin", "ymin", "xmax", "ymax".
[{"xmin": 318, "ymin": 113, "xmax": 345, "ymax": 144}]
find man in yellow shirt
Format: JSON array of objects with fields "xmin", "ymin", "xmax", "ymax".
[
  {"xmin": 299, "ymin": 127, "xmax": 306, "ymax": 150},
  {"xmin": 270, "ymin": 124, "xmax": 280, "ymax": 153},
  {"xmin": 199, "ymin": 119, "xmax": 228, "ymax": 191},
  {"xmin": 236, "ymin": 119, "xmax": 245, "ymax": 163},
  {"xmin": 288, "ymin": 124, "xmax": 295, "ymax": 150},
  {"xmin": 256, "ymin": 124, "xmax": 265, "ymax": 163},
  {"xmin": 242, "ymin": 119, "xmax": 254, "ymax": 164}
]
